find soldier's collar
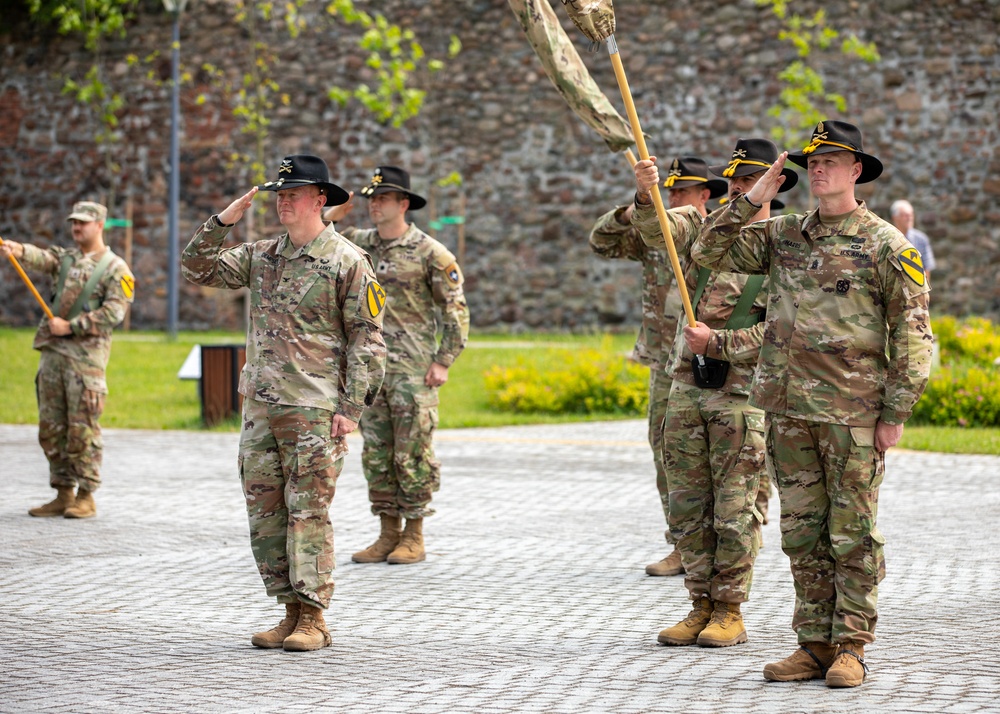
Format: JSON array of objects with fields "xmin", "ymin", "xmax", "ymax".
[
  {"xmin": 377, "ymin": 222, "xmax": 419, "ymax": 247},
  {"xmin": 279, "ymin": 223, "xmax": 337, "ymax": 258},
  {"xmin": 802, "ymin": 200, "xmax": 866, "ymax": 236}
]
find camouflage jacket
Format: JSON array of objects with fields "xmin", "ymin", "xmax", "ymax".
[
  {"xmin": 181, "ymin": 216, "xmax": 386, "ymax": 421},
  {"xmin": 21, "ymin": 244, "xmax": 134, "ymax": 386},
  {"xmin": 589, "ymin": 206, "xmax": 680, "ymax": 369},
  {"xmin": 632, "ymin": 202, "xmax": 767, "ymax": 395},
  {"xmin": 692, "ymin": 195, "xmax": 933, "ymax": 426},
  {"xmin": 339, "ymin": 223, "xmax": 469, "ymax": 375}
]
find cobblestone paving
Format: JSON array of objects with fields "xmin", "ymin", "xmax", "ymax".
[{"xmin": 2, "ymin": 421, "xmax": 999, "ymax": 713}]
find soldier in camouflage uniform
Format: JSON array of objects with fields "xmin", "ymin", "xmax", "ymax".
[
  {"xmin": 632, "ymin": 140, "xmax": 796, "ymax": 648},
  {"xmin": 324, "ymin": 166, "xmax": 469, "ymax": 566},
  {"xmin": 1, "ymin": 201, "xmax": 135, "ymax": 520},
  {"xmin": 588, "ymin": 157, "xmax": 725, "ymax": 577},
  {"xmin": 182, "ymin": 155, "xmax": 386, "ymax": 652},
  {"xmin": 692, "ymin": 122, "xmax": 933, "ymax": 687}
]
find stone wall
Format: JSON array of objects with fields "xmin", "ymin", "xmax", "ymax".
[{"xmin": 1, "ymin": 0, "xmax": 998, "ymax": 332}]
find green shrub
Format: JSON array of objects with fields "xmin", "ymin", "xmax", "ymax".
[
  {"xmin": 912, "ymin": 366, "xmax": 1000, "ymax": 427},
  {"xmin": 484, "ymin": 340, "xmax": 648, "ymax": 416},
  {"xmin": 912, "ymin": 316, "xmax": 1000, "ymax": 427},
  {"xmin": 933, "ymin": 315, "xmax": 1000, "ymax": 367}
]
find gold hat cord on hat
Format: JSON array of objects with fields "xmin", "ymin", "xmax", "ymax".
[
  {"xmin": 801, "ymin": 135, "xmax": 857, "ymax": 155},
  {"xmin": 722, "ymin": 159, "xmax": 772, "ymax": 178},
  {"xmin": 663, "ymin": 175, "xmax": 708, "ymax": 188}
]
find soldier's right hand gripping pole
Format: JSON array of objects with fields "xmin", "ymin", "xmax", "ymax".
[
  {"xmin": 0, "ymin": 237, "xmax": 56, "ymax": 319},
  {"xmin": 606, "ymin": 40, "xmax": 696, "ymax": 327},
  {"xmin": 560, "ymin": 0, "xmax": 696, "ymax": 325}
]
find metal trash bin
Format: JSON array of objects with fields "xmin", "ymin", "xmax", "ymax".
[{"xmin": 200, "ymin": 344, "xmax": 246, "ymax": 427}]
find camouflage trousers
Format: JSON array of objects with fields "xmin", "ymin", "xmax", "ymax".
[
  {"xmin": 766, "ymin": 414, "xmax": 885, "ymax": 645},
  {"xmin": 648, "ymin": 369, "xmax": 674, "ymax": 545},
  {"xmin": 36, "ymin": 350, "xmax": 105, "ymax": 492},
  {"xmin": 663, "ymin": 380, "xmax": 765, "ymax": 603},
  {"xmin": 239, "ymin": 398, "xmax": 346, "ymax": 610},
  {"xmin": 361, "ymin": 372, "xmax": 441, "ymax": 520}
]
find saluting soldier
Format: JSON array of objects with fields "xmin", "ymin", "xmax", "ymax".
[
  {"xmin": 693, "ymin": 121, "xmax": 933, "ymax": 687},
  {"xmin": 632, "ymin": 140, "xmax": 794, "ymax": 649},
  {"xmin": 182, "ymin": 155, "xmax": 386, "ymax": 652},
  {"xmin": 589, "ymin": 157, "xmax": 725, "ymax": 577},
  {"xmin": 324, "ymin": 166, "xmax": 470, "ymax": 566},
  {"xmin": 1, "ymin": 201, "xmax": 135, "ymax": 519}
]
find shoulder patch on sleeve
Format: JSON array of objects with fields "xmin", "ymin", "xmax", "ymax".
[
  {"xmin": 895, "ymin": 245, "xmax": 926, "ymax": 287},
  {"xmin": 442, "ymin": 262, "xmax": 463, "ymax": 288},
  {"xmin": 120, "ymin": 274, "xmax": 135, "ymax": 299},
  {"xmin": 365, "ymin": 280, "xmax": 386, "ymax": 318}
]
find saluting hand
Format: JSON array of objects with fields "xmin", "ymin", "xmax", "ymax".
[
  {"xmin": 218, "ymin": 186, "xmax": 258, "ymax": 226},
  {"xmin": 633, "ymin": 157, "xmax": 659, "ymax": 201},
  {"xmin": 323, "ymin": 191, "xmax": 355, "ymax": 224},
  {"xmin": 744, "ymin": 151, "xmax": 788, "ymax": 207}
]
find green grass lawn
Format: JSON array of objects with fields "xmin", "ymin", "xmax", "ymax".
[{"xmin": 2, "ymin": 326, "xmax": 997, "ymax": 454}]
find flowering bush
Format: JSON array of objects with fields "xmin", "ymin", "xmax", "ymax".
[
  {"xmin": 911, "ymin": 316, "xmax": 1000, "ymax": 427},
  {"xmin": 484, "ymin": 341, "xmax": 648, "ymax": 416},
  {"xmin": 932, "ymin": 315, "xmax": 1000, "ymax": 367}
]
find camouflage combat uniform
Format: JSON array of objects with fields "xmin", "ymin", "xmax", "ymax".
[
  {"xmin": 633, "ymin": 202, "xmax": 768, "ymax": 604},
  {"xmin": 182, "ymin": 216, "xmax": 386, "ymax": 609},
  {"xmin": 19, "ymin": 243, "xmax": 134, "ymax": 493},
  {"xmin": 589, "ymin": 206, "xmax": 682, "ymax": 544},
  {"xmin": 693, "ymin": 195, "xmax": 933, "ymax": 643},
  {"xmin": 338, "ymin": 224, "xmax": 469, "ymax": 520}
]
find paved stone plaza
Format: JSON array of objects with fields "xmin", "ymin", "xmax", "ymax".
[{"xmin": 2, "ymin": 421, "xmax": 999, "ymax": 713}]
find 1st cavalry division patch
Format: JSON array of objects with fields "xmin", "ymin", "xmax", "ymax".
[
  {"xmin": 120, "ymin": 274, "xmax": 135, "ymax": 299},
  {"xmin": 897, "ymin": 247, "xmax": 925, "ymax": 287},
  {"xmin": 366, "ymin": 281, "xmax": 386, "ymax": 317}
]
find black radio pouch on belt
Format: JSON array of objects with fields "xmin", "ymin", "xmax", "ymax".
[{"xmin": 688, "ymin": 267, "xmax": 765, "ymax": 389}]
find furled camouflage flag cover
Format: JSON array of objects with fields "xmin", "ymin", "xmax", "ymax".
[
  {"xmin": 560, "ymin": 0, "xmax": 616, "ymax": 43},
  {"xmin": 508, "ymin": 0, "xmax": 632, "ymax": 152}
]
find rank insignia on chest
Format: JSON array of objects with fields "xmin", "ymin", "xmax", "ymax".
[
  {"xmin": 120, "ymin": 274, "xmax": 135, "ymax": 299},
  {"xmin": 836, "ymin": 279, "xmax": 851, "ymax": 294},
  {"xmin": 366, "ymin": 281, "xmax": 386, "ymax": 317},
  {"xmin": 897, "ymin": 247, "xmax": 926, "ymax": 286}
]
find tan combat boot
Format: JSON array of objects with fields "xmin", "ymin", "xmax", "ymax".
[
  {"xmin": 763, "ymin": 642, "xmax": 840, "ymax": 681},
  {"xmin": 387, "ymin": 518, "xmax": 425, "ymax": 564},
  {"xmin": 352, "ymin": 514, "xmax": 402, "ymax": 563},
  {"xmin": 825, "ymin": 641, "xmax": 868, "ymax": 688},
  {"xmin": 28, "ymin": 486, "xmax": 76, "ymax": 517},
  {"xmin": 657, "ymin": 597, "xmax": 714, "ymax": 646},
  {"xmin": 697, "ymin": 601, "xmax": 747, "ymax": 647},
  {"xmin": 250, "ymin": 602, "xmax": 301, "ymax": 649},
  {"xmin": 282, "ymin": 603, "xmax": 332, "ymax": 651},
  {"xmin": 645, "ymin": 546, "xmax": 685, "ymax": 576},
  {"xmin": 64, "ymin": 489, "xmax": 96, "ymax": 519}
]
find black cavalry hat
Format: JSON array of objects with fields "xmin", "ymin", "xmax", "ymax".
[
  {"xmin": 257, "ymin": 155, "xmax": 350, "ymax": 207},
  {"xmin": 662, "ymin": 157, "xmax": 727, "ymax": 199},
  {"xmin": 358, "ymin": 166, "xmax": 427, "ymax": 211},
  {"xmin": 787, "ymin": 120, "xmax": 883, "ymax": 184},
  {"xmin": 710, "ymin": 138, "xmax": 799, "ymax": 193}
]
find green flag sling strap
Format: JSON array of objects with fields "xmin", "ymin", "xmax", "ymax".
[
  {"xmin": 690, "ymin": 267, "xmax": 766, "ymax": 329},
  {"xmin": 52, "ymin": 250, "xmax": 117, "ymax": 319}
]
